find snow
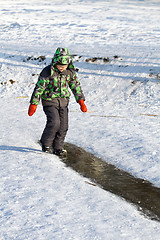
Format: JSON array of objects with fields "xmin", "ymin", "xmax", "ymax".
[{"xmin": 0, "ymin": 0, "xmax": 160, "ymax": 239}]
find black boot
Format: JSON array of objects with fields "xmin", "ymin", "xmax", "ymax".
[
  {"xmin": 53, "ymin": 149, "xmax": 67, "ymax": 158},
  {"xmin": 42, "ymin": 145, "xmax": 53, "ymax": 154},
  {"xmin": 38, "ymin": 140, "xmax": 53, "ymax": 154},
  {"xmin": 42, "ymin": 145, "xmax": 53, "ymax": 153}
]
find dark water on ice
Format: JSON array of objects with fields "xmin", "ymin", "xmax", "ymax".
[{"xmin": 64, "ymin": 142, "xmax": 160, "ymax": 222}]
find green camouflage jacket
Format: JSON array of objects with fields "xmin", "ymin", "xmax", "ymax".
[{"xmin": 30, "ymin": 65, "xmax": 85, "ymax": 106}]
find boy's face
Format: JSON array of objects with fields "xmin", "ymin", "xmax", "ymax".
[{"xmin": 56, "ymin": 64, "xmax": 68, "ymax": 72}]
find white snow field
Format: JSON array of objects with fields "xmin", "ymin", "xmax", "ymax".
[{"xmin": 0, "ymin": 0, "xmax": 160, "ymax": 239}]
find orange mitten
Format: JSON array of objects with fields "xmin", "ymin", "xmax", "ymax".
[
  {"xmin": 28, "ymin": 104, "xmax": 37, "ymax": 116},
  {"xmin": 78, "ymin": 99, "xmax": 87, "ymax": 112}
]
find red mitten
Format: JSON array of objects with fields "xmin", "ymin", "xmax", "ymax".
[
  {"xmin": 78, "ymin": 99, "xmax": 87, "ymax": 112},
  {"xmin": 28, "ymin": 104, "xmax": 37, "ymax": 116}
]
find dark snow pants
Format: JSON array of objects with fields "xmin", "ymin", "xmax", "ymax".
[{"xmin": 40, "ymin": 98, "xmax": 68, "ymax": 150}]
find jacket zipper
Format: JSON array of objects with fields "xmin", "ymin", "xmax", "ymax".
[{"xmin": 60, "ymin": 74, "xmax": 62, "ymax": 96}]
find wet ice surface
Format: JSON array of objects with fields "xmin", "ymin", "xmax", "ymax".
[{"xmin": 64, "ymin": 142, "xmax": 160, "ymax": 222}]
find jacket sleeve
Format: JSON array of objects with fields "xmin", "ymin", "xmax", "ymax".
[
  {"xmin": 69, "ymin": 71, "xmax": 85, "ymax": 102},
  {"xmin": 30, "ymin": 66, "xmax": 50, "ymax": 105},
  {"xmin": 30, "ymin": 76, "xmax": 49, "ymax": 105}
]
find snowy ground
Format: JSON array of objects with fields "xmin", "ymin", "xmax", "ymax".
[{"xmin": 0, "ymin": 0, "xmax": 160, "ymax": 239}]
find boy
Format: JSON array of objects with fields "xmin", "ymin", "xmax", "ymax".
[{"xmin": 28, "ymin": 47, "xmax": 87, "ymax": 157}]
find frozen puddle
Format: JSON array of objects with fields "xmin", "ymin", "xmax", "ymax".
[{"xmin": 64, "ymin": 143, "xmax": 160, "ymax": 222}]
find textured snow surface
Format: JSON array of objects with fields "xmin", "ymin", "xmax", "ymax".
[{"xmin": 0, "ymin": 0, "xmax": 160, "ymax": 239}]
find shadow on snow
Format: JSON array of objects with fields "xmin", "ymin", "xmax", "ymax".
[{"xmin": 0, "ymin": 145, "xmax": 41, "ymax": 153}]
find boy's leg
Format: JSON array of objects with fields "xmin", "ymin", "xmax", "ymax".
[
  {"xmin": 52, "ymin": 106, "xmax": 68, "ymax": 150},
  {"xmin": 40, "ymin": 105, "xmax": 60, "ymax": 147}
]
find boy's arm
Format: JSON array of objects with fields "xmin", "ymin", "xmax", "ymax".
[
  {"xmin": 28, "ymin": 77, "xmax": 47, "ymax": 116},
  {"xmin": 30, "ymin": 76, "xmax": 47, "ymax": 105},
  {"xmin": 69, "ymin": 72, "xmax": 85, "ymax": 102},
  {"xmin": 69, "ymin": 71, "xmax": 87, "ymax": 112},
  {"xmin": 30, "ymin": 65, "xmax": 51, "ymax": 106}
]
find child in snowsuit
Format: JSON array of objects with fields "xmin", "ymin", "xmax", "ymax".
[{"xmin": 28, "ymin": 47, "xmax": 87, "ymax": 156}]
